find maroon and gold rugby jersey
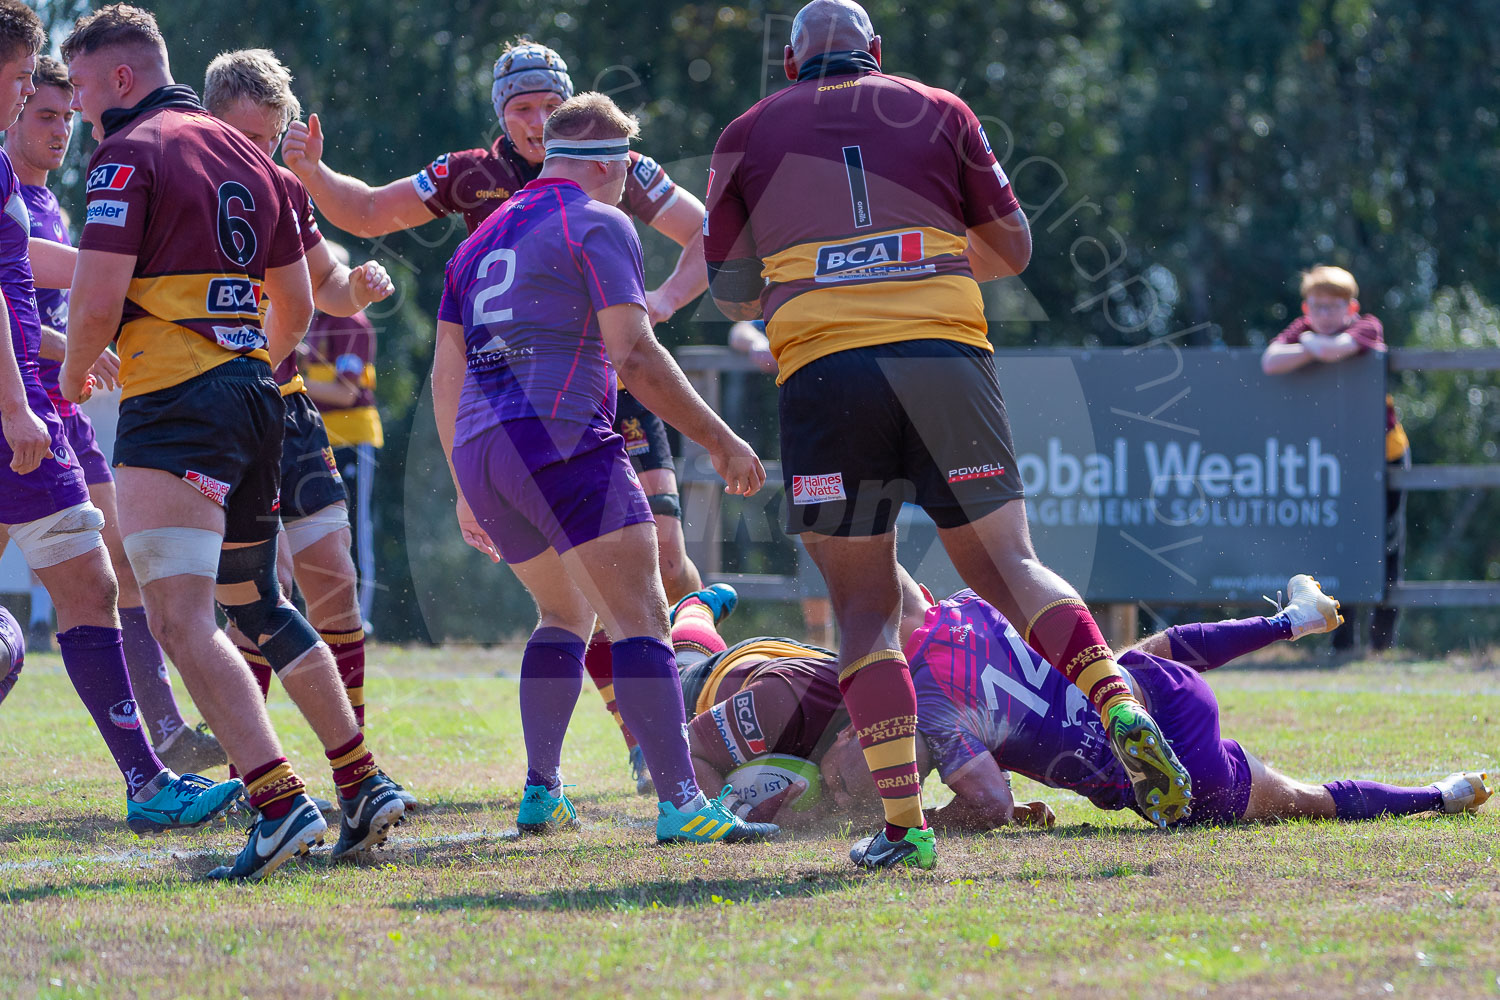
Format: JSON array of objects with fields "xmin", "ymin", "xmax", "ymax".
[
  {"xmin": 270, "ymin": 164, "xmax": 324, "ymax": 394},
  {"xmin": 684, "ymin": 638, "xmax": 847, "ymax": 765},
  {"xmin": 704, "ymin": 66, "xmax": 1021, "ymax": 382},
  {"xmin": 408, "ymin": 135, "xmax": 680, "ymax": 235},
  {"xmin": 302, "ymin": 310, "xmax": 383, "ymax": 448},
  {"xmin": 80, "ymin": 87, "xmax": 304, "ymax": 400}
]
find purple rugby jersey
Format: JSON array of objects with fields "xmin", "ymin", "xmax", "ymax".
[
  {"xmin": 438, "ymin": 177, "xmax": 649, "ymax": 445},
  {"xmin": 0, "ymin": 149, "xmax": 87, "ymax": 524},
  {"xmin": 905, "ymin": 589, "xmax": 1133, "ymax": 811},
  {"xmin": 21, "ymin": 183, "xmax": 74, "ymax": 417}
]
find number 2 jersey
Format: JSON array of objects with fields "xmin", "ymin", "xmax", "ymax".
[
  {"xmin": 437, "ymin": 177, "xmax": 647, "ymax": 445},
  {"xmin": 78, "ymin": 85, "xmax": 304, "ymax": 400},
  {"xmin": 905, "ymin": 589, "xmax": 1134, "ymax": 811}
]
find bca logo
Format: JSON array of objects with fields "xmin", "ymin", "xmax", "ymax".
[
  {"xmin": 814, "ymin": 231, "xmax": 924, "ymax": 278},
  {"xmin": 205, "ymin": 277, "xmax": 259, "ymax": 314},
  {"xmin": 430, "ymin": 154, "xmax": 450, "ymax": 179},
  {"xmin": 632, "ymin": 155, "xmax": 660, "ymax": 186},
  {"xmin": 731, "ymin": 690, "xmax": 767, "ymax": 755},
  {"xmin": 86, "ymin": 163, "xmax": 135, "ymax": 192}
]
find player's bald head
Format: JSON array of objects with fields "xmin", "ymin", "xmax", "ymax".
[{"xmin": 789, "ymin": 0, "xmax": 877, "ymax": 60}]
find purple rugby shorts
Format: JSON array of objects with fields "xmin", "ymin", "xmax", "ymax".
[
  {"xmin": 60, "ymin": 410, "xmax": 113, "ymax": 486},
  {"xmin": 1118, "ymin": 650, "xmax": 1254, "ymax": 826},
  {"xmin": 453, "ymin": 417, "xmax": 654, "ymax": 564},
  {"xmin": 0, "ymin": 381, "xmax": 90, "ymax": 527}
]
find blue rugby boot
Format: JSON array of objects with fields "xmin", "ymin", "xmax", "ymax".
[
  {"xmin": 126, "ymin": 771, "xmax": 245, "ymax": 835},
  {"xmin": 516, "ymin": 783, "xmax": 580, "ymax": 834},
  {"xmin": 204, "ymin": 795, "xmax": 327, "ymax": 882}
]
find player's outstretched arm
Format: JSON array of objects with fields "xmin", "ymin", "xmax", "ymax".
[
  {"xmin": 263, "ymin": 256, "xmax": 315, "ymax": 368},
  {"xmin": 965, "ymin": 210, "xmax": 1033, "ymax": 282},
  {"xmin": 599, "ymin": 302, "xmax": 765, "ymax": 496},
  {"xmin": 282, "ymin": 114, "xmax": 435, "ymax": 239},
  {"xmin": 27, "ymin": 237, "xmax": 77, "ymax": 290},
  {"xmin": 643, "ymin": 192, "xmax": 710, "ymax": 326},
  {"xmin": 61, "ymin": 249, "xmax": 136, "ymax": 404}
]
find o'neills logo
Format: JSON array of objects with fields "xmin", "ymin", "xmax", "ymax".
[
  {"xmin": 948, "ymin": 464, "xmax": 1006, "ymax": 483},
  {"xmin": 109, "ymin": 699, "xmax": 141, "ymax": 730},
  {"xmin": 791, "ymin": 472, "xmax": 846, "ymax": 505}
]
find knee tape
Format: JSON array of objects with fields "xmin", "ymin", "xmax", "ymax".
[
  {"xmin": 216, "ymin": 539, "xmax": 322, "ymax": 675},
  {"xmin": 8, "ymin": 502, "xmax": 106, "ymax": 569},
  {"xmin": 647, "ymin": 492, "xmax": 682, "ymax": 520},
  {"xmin": 283, "ymin": 502, "xmax": 350, "ymax": 555}
]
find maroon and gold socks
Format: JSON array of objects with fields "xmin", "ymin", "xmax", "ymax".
[
  {"xmin": 1026, "ymin": 599, "xmax": 1136, "ymax": 718},
  {"xmin": 326, "ymin": 733, "xmax": 378, "ymax": 799},
  {"xmin": 321, "ymin": 628, "xmax": 366, "ymax": 728},
  {"xmin": 244, "ymin": 757, "xmax": 305, "ymax": 820},
  {"xmin": 837, "ymin": 648, "xmax": 924, "ymax": 839}
]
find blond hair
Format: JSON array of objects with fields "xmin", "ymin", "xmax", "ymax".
[
  {"xmin": 1300, "ymin": 265, "xmax": 1359, "ymax": 301},
  {"xmin": 543, "ymin": 92, "xmax": 640, "ymax": 146},
  {"xmin": 204, "ymin": 48, "xmax": 301, "ymax": 129}
]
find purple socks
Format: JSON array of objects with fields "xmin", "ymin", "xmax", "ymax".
[
  {"xmin": 56, "ymin": 624, "xmax": 165, "ymax": 796},
  {"xmin": 519, "ymin": 627, "xmax": 586, "ymax": 790},
  {"xmin": 612, "ymin": 636, "xmax": 700, "ymax": 808},
  {"xmin": 119, "ymin": 605, "xmax": 187, "ymax": 746},
  {"xmin": 1166, "ymin": 616, "xmax": 1291, "ymax": 672},
  {"xmin": 1324, "ymin": 779, "xmax": 1441, "ymax": 820}
]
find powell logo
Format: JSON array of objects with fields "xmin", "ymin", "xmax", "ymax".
[
  {"xmin": 206, "ymin": 277, "xmax": 260, "ymax": 314},
  {"xmin": 948, "ymin": 464, "xmax": 1006, "ymax": 484},
  {"xmin": 814, "ymin": 231, "xmax": 923, "ymax": 279},
  {"xmin": 87, "ymin": 163, "xmax": 135, "ymax": 191}
]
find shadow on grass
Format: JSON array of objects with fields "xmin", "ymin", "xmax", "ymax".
[
  {"xmin": 0, "ymin": 814, "xmax": 138, "ymax": 848},
  {"xmin": 1, "ymin": 878, "xmax": 144, "ymax": 904},
  {"xmin": 392, "ymin": 872, "xmax": 855, "ymax": 913}
]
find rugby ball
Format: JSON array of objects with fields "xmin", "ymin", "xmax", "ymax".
[{"xmin": 725, "ymin": 754, "xmax": 822, "ymax": 818}]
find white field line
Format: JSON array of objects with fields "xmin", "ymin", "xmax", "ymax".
[{"xmin": 0, "ymin": 828, "xmax": 505, "ymax": 875}]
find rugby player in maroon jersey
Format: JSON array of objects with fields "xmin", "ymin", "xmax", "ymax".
[
  {"xmin": 704, "ymin": 0, "xmax": 1191, "ymax": 867},
  {"xmin": 60, "ymin": 5, "xmax": 402, "ymax": 880}
]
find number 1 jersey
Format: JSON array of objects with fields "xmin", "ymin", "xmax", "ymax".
[
  {"xmin": 437, "ymin": 177, "xmax": 648, "ymax": 443},
  {"xmin": 77, "ymin": 85, "xmax": 304, "ymax": 400}
]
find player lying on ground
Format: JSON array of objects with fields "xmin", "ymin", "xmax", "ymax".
[
  {"xmin": 430, "ymin": 93, "xmax": 774, "ymax": 846},
  {"xmin": 653, "ymin": 578, "xmax": 1489, "ymax": 830},
  {"xmin": 0, "ymin": 5, "xmax": 240, "ymax": 836},
  {"xmin": 826, "ymin": 575, "xmax": 1492, "ymax": 828}
]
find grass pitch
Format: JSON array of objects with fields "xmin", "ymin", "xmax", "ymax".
[{"xmin": 2, "ymin": 644, "xmax": 1497, "ymax": 999}]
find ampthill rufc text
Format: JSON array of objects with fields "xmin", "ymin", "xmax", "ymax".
[{"xmin": 1018, "ymin": 437, "xmax": 1343, "ymax": 529}]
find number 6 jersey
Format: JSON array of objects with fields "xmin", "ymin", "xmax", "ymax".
[{"xmin": 77, "ymin": 85, "xmax": 304, "ymax": 400}]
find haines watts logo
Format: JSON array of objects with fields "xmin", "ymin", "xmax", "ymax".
[{"xmin": 790, "ymin": 472, "xmax": 846, "ymax": 505}]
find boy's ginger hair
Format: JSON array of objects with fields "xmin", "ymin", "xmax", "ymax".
[{"xmin": 1300, "ymin": 265, "xmax": 1358, "ymax": 301}]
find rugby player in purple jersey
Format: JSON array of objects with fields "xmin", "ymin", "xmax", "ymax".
[
  {"xmin": 819, "ymin": 574, "xmax": 1491, "ymax": 829},
  {"xmin": 430, "ymin": 92, "xmax": 775, "ymax": 845},
  {"xmin": 0, "ymin": 0, "xmax": 241, "ymax": 834},
  {"xmin": 4, "ymin": 53, "xmax": 226, "ymax": 773}
]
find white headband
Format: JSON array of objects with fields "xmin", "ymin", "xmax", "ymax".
[{"xmin": 543, "ymin": 137, "xmax": 631, "ymax": 162}]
